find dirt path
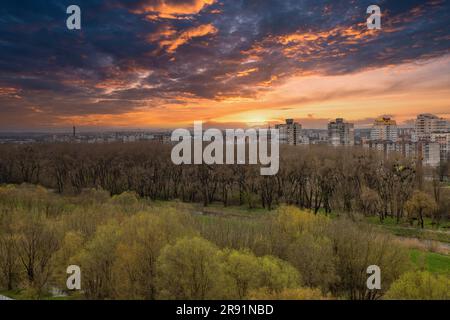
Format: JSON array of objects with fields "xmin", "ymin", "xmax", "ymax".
[{"xmin": 394, "ymin": 235, "xmax": 450, "ymax": 255}]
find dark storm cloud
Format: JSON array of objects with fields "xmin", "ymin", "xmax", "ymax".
[{"xmin": 0, "ymin": 0, "xmax": 449, "ymax": 127}]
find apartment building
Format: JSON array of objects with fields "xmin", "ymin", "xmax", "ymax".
[
  {"xmin": 431, "ymin": 133, "xmax": 450, "ymax": 162},
  {"xmin": 364, "ymin": 140, "xmax": 441, "ymax": 167},
  {"xmin": 276, "ymin": 119, "xmax": 303, "ymax": 145},
  {"xmin": 328, "ymin": 118, "xmax": 354, "ymax": 146},
  {"xmin": 415, "ymin": 113, "xmax": 450, "ymax": 140},
  {"xmin": 370, "ymin": 116, "xmax": 398, "ymax": 142}
]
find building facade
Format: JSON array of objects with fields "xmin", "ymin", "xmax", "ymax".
[
  {"xmin": 370, "ymin": 116, "xmax": 398, "ymax": 142},
  {"xmin": 415, "ymin": 113, "xmax": 450, "ymax": 140},
  {"xmin": 276, "ymin": 119, "xmax": 303, "ymax": 145},
  {"xmin": 364, "ymin": 140, "xmax": 441, "ymax": 167},
  {"xmin": 328, "ymin": 118, "xmax": 354, "ymax": 146},
  {"xmin": 420, "ymin": 142, "xmax": 441, "ymax": 167},
  {"xmin": 431, "ymin": 133, "xmax": 450, "ymax": 162}
]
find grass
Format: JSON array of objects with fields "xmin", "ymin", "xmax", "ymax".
[
  {"xmin": 0, "ymin": 290, "xmax": 22, "ymax": 300},
  {"xmin": 151, "ymin": 200, "xmax": 450, "ymax": 244},
  {"xmin": 384, "ymin": 225, "xmax": 450, "ymax": 243},
  {"xmin": 409, "ymin": 249, "xmax": 450, "ymax": 275},
  {"xmin": 151, "ymin": 199, "xmax": 272, "ymax": 218},
  {"xmin": 366, "ymin": 216, "xmax": 450, "ymax": 243},
  {"xmin": 365, "ymin": 215, "xmax": 450, "ymax": 229},
  {"xmin": 0, "ymin": 289, "xmax": 80, "ymax": 300}
]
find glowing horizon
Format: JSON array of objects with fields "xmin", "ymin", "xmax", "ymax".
[
  {"xmin": 0, "ymin": 1, "xmax": 449, "ymax": 131},
  {"xmin": 52, "ymin": 55, "xmax": 450, "ymax": 130}
]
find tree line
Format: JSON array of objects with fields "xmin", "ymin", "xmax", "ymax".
[{"xmin": 0, "ymin": 142, "xmax": 448, "ymax": 226}]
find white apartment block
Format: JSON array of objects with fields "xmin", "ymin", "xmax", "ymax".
[
  {"xmin": 364, "ymin": 141, "xmax": 441, "ymax": 167},
  {"xmin": 370, "ymin": 116, "xmax": 398, "ymax": 142},
  {"xmin": 431, "ymin": 133, "xmax": 450, "ymax": 162},
  {"xmin": 415, "ymin": 113, "xmax": 450, "ymax": 140},
  {"xmin": 421, "ymin": 142, "xmax": 441, "ymax": 167}
]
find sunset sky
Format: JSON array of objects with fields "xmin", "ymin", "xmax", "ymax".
[{"xmin": 0, "ymin": 0, "xmax": 449, "ymax": 131}]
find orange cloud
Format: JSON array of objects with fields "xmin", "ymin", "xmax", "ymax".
[
  {"xmin": 0, "ymin": 87, "xmax": 20, "ymax": 97},
  {"xmin": 236, "ymin": 68, "xmax": 258, "ymax": 77},
  {"xmin": 151, "ymin": 23, "xmax": 218, "ymax": 53},
  {"xmin": 245, "ymin": 24, "xmax": 380, "ymax": 60},
  {"xmin": 95, "ymin": 68, "xmax": 152, "ymax": 94},
  {"xmin": 47, "ymin": 56, "xmax": 450, "ymax": 130},
  {"xmin": 147, "ymin": 24, "xmax": 177, "ymax": 42},
  {"xmin": 134, "ymin": 0, "xmax": 215, "ymax": 19}
]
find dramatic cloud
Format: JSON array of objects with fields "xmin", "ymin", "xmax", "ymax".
[
  {"xmin": 128, "ymin": 0, "xmax": 216, "ymax": 19},
  {"xmin": 0, "ymin": 0, "xmax": 449, "ymax": 130},
  {"xmin": 151, "ymin": 23, "xmax": 218, "ymax": 53}
]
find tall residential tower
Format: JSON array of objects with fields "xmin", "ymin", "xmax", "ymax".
[
  {"xmin": 370, "ymin": 116, "xmax": 398, "ymax": 142},
  {"xmin": 328, "ymin": 118, "xmax": 354, "ymax": 146},
  {"xmin": 275, "ymin": 119, "xmax": 303, "ymax": 145}
]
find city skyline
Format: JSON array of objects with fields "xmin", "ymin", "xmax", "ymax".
[
  {"xmin": 0, "ymin": 112, "xmax": 447, "ymax": 134},
  {"xmin": 0, "ymin": 1, "xmax": 449, "ymax": 131}
]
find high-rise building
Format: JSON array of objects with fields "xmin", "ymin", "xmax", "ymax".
[
  {"xmin": 419, "ymin": 142, "xmax": 441, "ymax": 167},
  {"xmin": 276, "ymin": 119, "xmax": 302, "ymax": 145},
  {"xmin": 328, "ymin": 118, "xmax": 354, "ymax": 146},
  {"xmin": 370, "ymin": 116, "xmax": 398, "ymax": 142},
  {"xmin": 364, "ymin": 140, "xmax": 441, "ymax": 167},
  {"xmin": 398, "ymin": 127, "xmax": 414, "ymax": 142},
  {"xmin": 415, "ymin": 114, "xmax": 450, "ymax": 140},
  {"xmin": 431, "ymin": 133, "xmax": 450, "ymax": 162}
]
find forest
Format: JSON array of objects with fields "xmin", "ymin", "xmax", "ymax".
[{"xmin": 0, "ymin": 142, "xmax": 448, "ymax": 300}]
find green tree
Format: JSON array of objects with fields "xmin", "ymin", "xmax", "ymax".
[
  {"xmin": 287, "ymin": 233, "xmax": 338, "ymax": 291},
  {"xmin": 75, "ymin": 222, "xmax": 121, "ymax": 299},
  {"xmin": 269, "ymin": 206, "xmax": 330, "ymax": 258},
  {"xmin": 405, "ymin": 191, "xmax": 438, "ymax": 228},
  {"xmin": 52, "ymin": 231, "xmax": 85, "ymax": 290},
  {"xmin": 329, "ymin": 220, "xmax": 410, "ymax": 300},
  {"xmin": 14, "ymin": 214, "xmax": 60, "ymax": 296},
  {"xmin": 221, "ymin": 249, "xmax": 260, "ymax": 299},
  {"xmin": 256, "ymin": 256, "xmax": 301, "ymax": 294},
  {"xmin": 114, "ymin": 211, "xmax": 194, "ymax": 300},
  {"xmin": 110, "ymin": 191, "xmax": 141, "ymax": 215},
  {"xmin": 248, "ymin": 287, "xmax": 329, "ymax": 300},
  {"xmin": 156, "ymin": 237, "xmax": 224, "ymax": 300},
  {"xmin": 0, "ymin": 233, "xmax": 20, "ymax": 290},
  {"xmin": 385, "ymin": 271, "xmax": 449, "ymax": 300}
]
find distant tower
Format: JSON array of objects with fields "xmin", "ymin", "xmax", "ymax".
[
  {"xmin": 327, "ymin": 118, "xmax": 354, "ymax": 146},
  {"xmin": 73, "ymin": 125, "xmax": 76, "ymax": 138},
  {"xmin": 275, "ymin": 119, "xmax": 302, "ymax": 145}
]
